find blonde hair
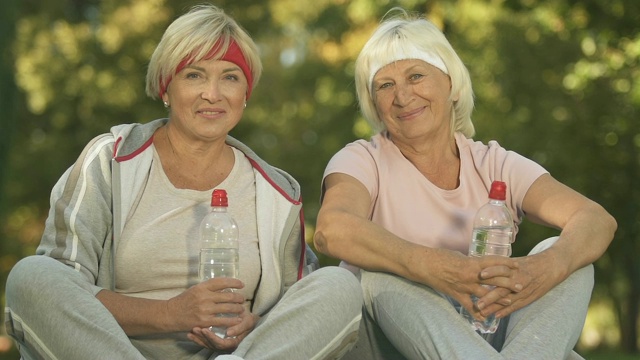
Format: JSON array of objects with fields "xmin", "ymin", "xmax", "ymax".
[
  {"xmin": 145, "ymin": 4, "xmax": 262, "ymax": 99},
  {"xmin": 355, "ymin": 8, "xmax": 475, "ymax": 137}
]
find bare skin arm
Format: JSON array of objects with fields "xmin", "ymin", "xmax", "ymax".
[
  {"xmin": 96, "ymin": 277, "xmax": 245, "ymax": 336},
  {"xmin": 314, "ymin": 173, "xmax": 522, "ymax": 315}
]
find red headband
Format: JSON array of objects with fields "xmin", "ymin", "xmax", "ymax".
[{"xmin": 159, "ymin": 39, "xmax": 253, "ymax": 99}]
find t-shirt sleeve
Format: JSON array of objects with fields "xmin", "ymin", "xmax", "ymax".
[
  {"xmin": 487, "ymin": 140, "xmax": 549, "ymax": 219},
  {"xmin": 321, "ymin": 140, "xmax": 379, "ymax": 205}
]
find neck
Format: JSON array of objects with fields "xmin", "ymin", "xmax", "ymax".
[
  {"xmin": 391, "ymin": 132, "xmax": 461, "ymax": 190},
  {"xmin": 154, "ymin": 125, "xmax": 234, "ymax": 190},
  {"xmin": 393, "ymin": 132, "xmax": 457, "ymax": 163}
]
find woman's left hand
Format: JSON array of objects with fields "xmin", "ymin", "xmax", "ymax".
[
  {"xmin": 188, "ymin": 311, "xmax": 260, "ymax": 351},
  {"xmin": 475, "ymin": 250, "xmax": 564, "ymax": 319}
]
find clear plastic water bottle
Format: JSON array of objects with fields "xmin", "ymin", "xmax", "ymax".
[
  {"xmin": 199, "ymin": 189, "xmax": 239, "ymax": 338},
  {"xmin": 460, "ymin": 181, "xmax": 514, "ymax": 334}
]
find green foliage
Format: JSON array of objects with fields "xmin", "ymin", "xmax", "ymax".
[{"xmin": 1, "ymin": 0, "xmax": 639, "ymax": 355}]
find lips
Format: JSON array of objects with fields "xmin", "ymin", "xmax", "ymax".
[
  {"xmin": 397, "ymin": 106, "xmax": 425, "ymax": 120},
  {"xmin": 197, "ymin": 109, "xmax": 225, "ymax": 118}
]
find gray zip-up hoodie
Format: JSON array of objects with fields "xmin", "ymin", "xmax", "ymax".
[{"xmin": 36, "ymin": 118, "xmax": 317, "ymax": 315}]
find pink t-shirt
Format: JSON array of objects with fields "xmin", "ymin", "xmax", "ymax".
[{"xmin": 322, "ymin": 132, "xmax": 548, "ymax": 254}]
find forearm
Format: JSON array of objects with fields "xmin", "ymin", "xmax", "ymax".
[
  {"xmin": 96, "ymin": 289, "xmax": 173, "ymax": 336},
  {"xmin": 544, "ymin": 202, "xmax": 617, "ymax": 278},
  {"xmin": 314, "ymin": 208, "xmax": 428, "ymax": 281}
]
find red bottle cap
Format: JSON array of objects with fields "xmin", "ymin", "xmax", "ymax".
[
  {"xmin": 211, "ymin": 189, "xmax": 229, "ymax": 207},
  {"xmin": 488, "ymin": 181, "xmax": 507, "ymax": 201}
]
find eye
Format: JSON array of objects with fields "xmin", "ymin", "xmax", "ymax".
[
  {"xmin": 185, "ymin": 72, "xmax": 201, "ymax": 79},
  {"xmin": 224, "ymin": 73, "xmax": 240, "ymax": 81},
  {"xmin": 376, "ymin": 82, "xmax": 393, "ymax": 91},
  {"xmin": 409, "ymin": 73, "xmax": 424, "ymax": 81}
]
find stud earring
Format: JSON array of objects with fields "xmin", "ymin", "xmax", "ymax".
[
  {"xmin": 243, "ymin": 102, "xmax": 247, "ymax": 108},
  {"xmin": 163, "ymin": 101, "xmax": 169, "ymax": 108}
]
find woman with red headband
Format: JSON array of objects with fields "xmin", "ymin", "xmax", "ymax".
[{"xmin": 4, "ymin": 4, "xmax": 362, "ymax": 360}]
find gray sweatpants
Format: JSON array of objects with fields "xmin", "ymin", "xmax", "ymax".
[
  {"xmin": 4, "ymin": 256, "xmax": 362, "ymax": 360},
  {"xmin": 343, "ymin": 237, "xmax": 593, "ymax": 360}
]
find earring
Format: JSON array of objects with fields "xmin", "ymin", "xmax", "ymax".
[
  {"xmin": 243, "ymin": 102, "xmax": 247, "ymax": 108},
  {"xmin": 163, "ymin": 101, "xmax": 169, "ymax": 108}
]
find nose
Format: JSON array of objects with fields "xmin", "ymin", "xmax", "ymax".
[
  {"xmin": 201, "ymin": 79, "xmax": 222, "ymax": 102},
  {"xmin": 393, "ymin": 83, "xmax": 413, "ymax": 107}
]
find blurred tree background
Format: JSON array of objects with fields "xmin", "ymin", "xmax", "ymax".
[{"xmin": 1, "ymin": 0, "xmax": 638, "ymax": 358}]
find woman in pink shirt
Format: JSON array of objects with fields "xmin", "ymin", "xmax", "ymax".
[{"xmin": 315, "ymin": 7, "xmax": 617, "ymax": 360}]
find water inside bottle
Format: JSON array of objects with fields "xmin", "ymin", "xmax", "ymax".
[
  {"xmin": 469, "ymin": 226, "xmax": 513, "ymax": 257},
  {"xmin": 199, "ymin": 248, "xmax": 239, "ymax": 280},
  {"xmin": 198, "ymin": 248, "xmax": 239, "ymax": 338}
]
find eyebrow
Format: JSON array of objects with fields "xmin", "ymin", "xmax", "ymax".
[
  {"xmin": 183, "ymin": 64, "xmax": 242, "ymax": 74},
  {"xmin": 373, "ymin": 63, "xmax": 431, "ymax": 83},
  {"xmin": 405, "ymin": 64, "xmax": 431, "ymax": 72}
]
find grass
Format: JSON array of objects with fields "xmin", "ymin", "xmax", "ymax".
[{"xmin": 581, "ymin": 350, "xmax": 640, "ymax": 360}]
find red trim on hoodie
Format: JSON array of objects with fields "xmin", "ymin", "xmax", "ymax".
[
  {"xmin": 113, "ymin": 135, "xmax": 155, "ymax": 162},
  {"xmin": 112, "ymin": 137, "xmax": 122, "ymax": 156},
  {"xmin": 245, "ymin": 156, "xmax": 306, "ymax": 279},
  {"xmin": 245, "ymin": 157, "xmax": 301, "ymax": 205},
  {"xmin": 298, "ymin": 204, "xmax": 306, "ymax": 280}
]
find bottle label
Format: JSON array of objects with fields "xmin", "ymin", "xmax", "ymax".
[{"xmin": 469, "ymin": 227, "xmax": 512, "ymax": 257}]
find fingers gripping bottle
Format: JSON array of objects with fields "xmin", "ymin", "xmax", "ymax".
[
  {"xmin": 199, "ymin": 189, "xmax": 239, "ymax": 338},
  {"xmin": 460, "ymin": 181, "xmax": 514, "ymax": 334}
]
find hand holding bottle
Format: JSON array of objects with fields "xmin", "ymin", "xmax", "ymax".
[{"xmin": 163, "ymin": 277, "xmax": 244, "ymax": 331}]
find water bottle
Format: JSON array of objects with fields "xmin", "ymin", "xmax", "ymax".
[
  {"xmin": 199, "ymin": 189, "xmax": 239, "ymax": 338},
  {"xmin": 460, "ymin": 181, "xmax": 514, "ymax": 334}
]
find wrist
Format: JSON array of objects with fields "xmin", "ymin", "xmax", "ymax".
[
  {"xmin": 533, "ymin": 245, "xmax": 571, "ymax": 282},
  {"xmin": 162, "ymin": 298, "xmax": 179, "ymax": 332},
  {"xmin": 402, "ymin": 245, "xmax": 440, "ymax": 285}
]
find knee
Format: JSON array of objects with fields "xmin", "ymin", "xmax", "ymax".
[
  {"xmin": 6, "ymin": 256, "xmax": 48, "ymax": 288},
  {"xmin": 7, "ymin": 255, "xmax": 61, "ymax": 283},
  {"xmin": 317, "ymin": 266, "xmax": 362, "ymax": 295},
  {"xmin": 570, "ymin": 263, "xmax": 594, "ymax": 290},
  {"xmin": 528, "ymin": 236, "xmax": 560, "ymax": 255},
  {"xmin": 6, "ymin": 256, "xmax": 77, "ymax": 307},
  {"xmin": 6, "ymin": 256, "xmax": 46, "ymax": 309},
  {"xmin": 359, "ymin": 270, "xmax": 406, "ymax": 301},
  {"xmin": 314, "ymin": 267, "xmax": 363, "ymax": 312},
  {"xmin": 359, "ymin": 270, "xmax": 392, "ymax": 306},
  {"xmin": 359, "ymin": 271, "xmax": 414, "ymax": 313}
]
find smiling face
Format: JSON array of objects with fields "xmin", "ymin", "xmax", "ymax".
[
  {"xmin": 162, "ymin": 58, "xmax": 247, "ymax": 143},
  {"xmin": 372, "ymin": 59, "xmax": 454, "ymax": 146}
]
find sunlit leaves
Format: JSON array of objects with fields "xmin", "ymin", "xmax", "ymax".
[
  {"xmin": 97, "ymin": 0, "xmax": 170, "ymax": 54},
  {"xmin": 14, "ymin": 18, "xmax": 91, "ymax": 113},
  {"xmin": 345, "ymin": 0, "xmax": 378, "ymax": 24}
]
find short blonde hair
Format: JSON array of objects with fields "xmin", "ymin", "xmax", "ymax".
[
  {"xmin": 355, "ymin": 8, "xmax": 475, "ymax": 137},
  {"xmin": 145, "ymin": 4, "xmax": 262, "ymax": 100}
]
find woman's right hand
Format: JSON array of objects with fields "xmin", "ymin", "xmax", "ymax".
[{"xmin": 165, "ymin": 277, "xmax": 245, "ymax": 331}]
